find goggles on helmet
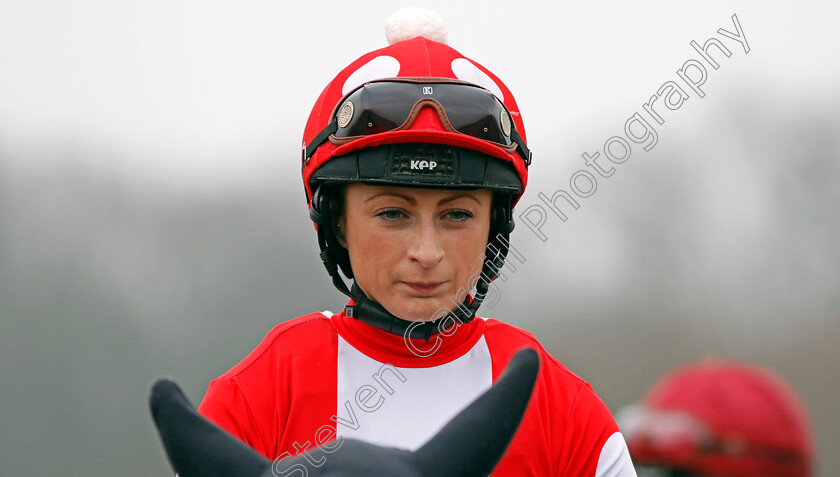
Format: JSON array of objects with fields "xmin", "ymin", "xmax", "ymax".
[
  {"xmin": 303, "ymin": 78, "xmax": 531, "ymax": 167},
  {"xmin": 625, "ymin": 406, "xmax": 811, "ymax": 477}
]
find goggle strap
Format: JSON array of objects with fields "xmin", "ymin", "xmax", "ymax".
[
  {"xmin": 304, "ymin": 121, "xmax": 338, "ymax": 164},
  {"xmin": 510, "ymin": 128, "xmax": 532, "ymax": 167}
]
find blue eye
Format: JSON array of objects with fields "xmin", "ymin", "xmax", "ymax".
[
  {"xmin": 446, "ymin": 210, "xmax": 474, "ymax": 222},
  {"xmin": 377, "ymin": 208, "xmax": 405, "ymax": 221}
]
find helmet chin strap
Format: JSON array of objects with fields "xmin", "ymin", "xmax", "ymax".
[
  {"xmin": 309, "ymin": 185, "xmax": 513, "ymax": 342},
  {"xmin": 346, "ymin": 282, "xmax": 464, "ymax": 341}
]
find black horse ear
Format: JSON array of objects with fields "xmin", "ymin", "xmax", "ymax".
[
  {"xmin": 149, "ymin": 379, "xmax": 271, "ymax": 477},
  {"xmin": 414, "ymin": 348, "xmax": 540, "ymax": 477}
]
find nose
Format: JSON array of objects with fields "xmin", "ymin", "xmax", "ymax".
[{"xmin": 407, "ymin": 217, "xmax": 444, "ymax": 269}]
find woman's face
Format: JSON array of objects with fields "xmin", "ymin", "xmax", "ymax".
[{"xmin": 339, "ymin": 183, "xmax": 493, "ymax": 322}]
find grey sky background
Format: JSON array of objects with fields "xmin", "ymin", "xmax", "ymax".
[
  {"xmin": 2, "ymin": 1, "xmax": 836, "ymax": 180},
  {"xmin": 1, "ymin": 1, "xmax": 839, "ymax": 476}
]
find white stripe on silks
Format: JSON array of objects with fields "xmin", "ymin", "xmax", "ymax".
[{"xmin": 335, "ymin": 335, "xmax": 492, "ymax": 450}]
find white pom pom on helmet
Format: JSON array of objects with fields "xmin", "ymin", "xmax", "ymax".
[{"xmin": 384, "ymin": 7, "xmax": 448, "ymax": 45}]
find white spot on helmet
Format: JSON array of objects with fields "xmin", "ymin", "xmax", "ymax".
[
  {"xmin": 342, "ymin": 56, "xmax": 401, "ymax": 95},
  {"xmin": 451, "ymin": 58, "xmax": 504, "ymax": 102}
]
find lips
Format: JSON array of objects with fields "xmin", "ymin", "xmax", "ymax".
[{"xmin": 402, "ymin": 281, "xmax": 446, "ymax": 294}]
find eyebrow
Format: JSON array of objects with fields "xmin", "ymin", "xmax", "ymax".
[
  {"xmin": 438, "ymin": 192, "xmax": 483, "ymax": 206},
  {"xmin": 363, "ymin": 191, "xmax": 484, "ymax": 206}
]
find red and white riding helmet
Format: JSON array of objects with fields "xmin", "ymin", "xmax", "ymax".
[
  {"xmin": 300, "ymin": 33, "xmax": 530, "ymax": 207},
  {"xmin": 623, "ymin": 360, "xmax": 815, "ymax": 477}
]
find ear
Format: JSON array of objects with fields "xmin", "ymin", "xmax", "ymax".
[{"xmin": 335, "ymin": 214, "xmax": 348, "ymax": 248}]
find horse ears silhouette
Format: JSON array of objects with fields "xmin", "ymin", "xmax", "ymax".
[{"xmin": 150, "ymin": 348, "xmax": 539, "ymax": 477}]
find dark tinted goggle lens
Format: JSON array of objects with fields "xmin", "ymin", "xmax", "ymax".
[{"xmin": 335, "ymin": 81, "xmax": 513, "ymax": 146}]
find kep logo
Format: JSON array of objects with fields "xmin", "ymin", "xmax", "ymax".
[{"xmin": 410, "ymin": 160, "xmax": 438, "ymax": 170}]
